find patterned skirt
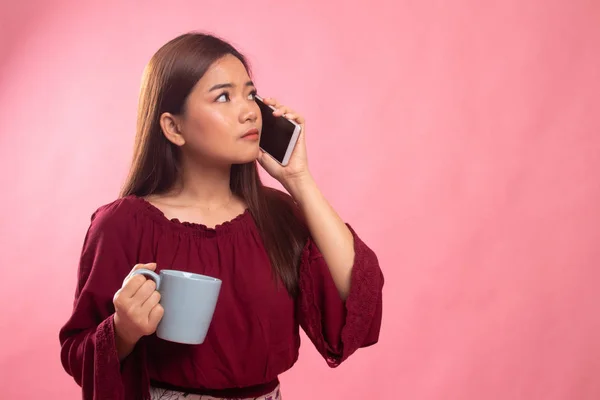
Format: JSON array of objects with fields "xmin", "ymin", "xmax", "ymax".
[{"xmin": 149, "ymin": 384, "xmax": 282, "ymax": 400}]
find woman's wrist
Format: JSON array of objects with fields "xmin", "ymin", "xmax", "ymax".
[
  {"xmin": 113, "ymin": 314, "xmax": 140, "ymax": 361},
  {"xmin": 283, "ymin": 173, "xmax": 317, "ymax": 207}
]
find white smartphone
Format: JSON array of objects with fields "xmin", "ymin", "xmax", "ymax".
[{"xmin": 255, "ymin": 94, "xmax": 302, "ymax": 166}]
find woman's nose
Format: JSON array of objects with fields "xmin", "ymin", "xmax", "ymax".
[{"xmin": 240, "ymin": 106, "xmax": 258, "ymax": 123}]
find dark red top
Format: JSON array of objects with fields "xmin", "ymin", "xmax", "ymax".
[{"xmin": 59, "ymin": 195, "xmax": 384, "ymax": 400}]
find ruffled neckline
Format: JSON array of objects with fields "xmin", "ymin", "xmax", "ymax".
[{"xmin": 127, "ymin": 195, "xmax": 252, "ymax": 236}]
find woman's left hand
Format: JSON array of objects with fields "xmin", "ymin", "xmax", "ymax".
[{"xmin": 257, "ymin": 97, "xmax": 312, "ymax": 190}]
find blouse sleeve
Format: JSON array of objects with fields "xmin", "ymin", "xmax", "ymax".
[
  {"xmin": 297, "ymin": 224, "xmax": 384, "ymax": 367},
  {"xmin": 58, "ymin": 202, "xmax": 149, "ymax": 400}
]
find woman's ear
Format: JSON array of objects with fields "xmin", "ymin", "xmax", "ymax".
[{"xmin": 159, "ymin": 112, "xmax": 185, "ymax": 146}]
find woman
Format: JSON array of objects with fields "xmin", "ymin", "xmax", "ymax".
[{"xmin": 59, "ymin": 32, "xmax": 384, "ymax": 400}]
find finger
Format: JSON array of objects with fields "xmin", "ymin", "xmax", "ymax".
[
  {"xmin": 119, "ymin": 274, "xmax": 148, "ymax": 298},
  {"xmin": 273, "ymin": 107, "xmax": 291, "ymax": 117},
  {"xmin": 141, "ymin": 290, "xmax": 161, "ymax": 313},
  {"xmin": 263, "ymin": 97, "xmax": 279, "ymax": 107},
  {"xmin": 148, "ymin": 304, "xmax": 165, "ymax": 326},
  {"xmin": 257, "ymin": 149, "xmax": 279, "ymax": 170},
  {"xmin": 132, "ymin": 279, "xmax": 158, "ymax": 304},
  {"xmin": 124, "ymin": 262, "xmax": 157, "ymax": 282},
  {"xmin": 282, "ymin": 113, "xmax": 305, "ymax": 124},
  {"xmin": 132, "ymin": 262, "xmax": 157, "ymax": 272}
]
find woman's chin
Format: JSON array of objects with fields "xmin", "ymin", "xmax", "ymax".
[{"xmin": 231, "ymin": 147, "xmax": 261, "ymax": 165}]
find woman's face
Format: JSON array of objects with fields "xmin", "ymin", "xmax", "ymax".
[{"xmin": 167, "ymin": 54, "xmax": 263, "ymax": 166}]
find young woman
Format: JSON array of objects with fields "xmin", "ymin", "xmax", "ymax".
[{"xmin": 59, "ymin": 32, "xmax": 384, "ymax": 400}]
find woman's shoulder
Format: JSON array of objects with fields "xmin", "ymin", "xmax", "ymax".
[{"xmin": 87, "ymin": 195, "xmax": 144, "ymax": 234}]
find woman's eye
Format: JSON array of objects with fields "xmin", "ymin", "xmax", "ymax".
[
  {"xmin": 216, "ymin": 93, "xmax": 229, "ymax": 103},
  {"xmin": 248, "ymin": 91, "xmax": 257, "ymax": 100}
]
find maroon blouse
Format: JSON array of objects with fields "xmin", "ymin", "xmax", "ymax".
[{"xmin": 59, "ymin": 195, "xmax": 384, "ymax": 400}]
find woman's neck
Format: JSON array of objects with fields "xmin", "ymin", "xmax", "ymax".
[{"xmin": 169, "ymin": 157, "xmax": 234, "ymax": 210}]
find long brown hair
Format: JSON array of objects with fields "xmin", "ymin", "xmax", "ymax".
[{"xmin": 120, "ymin": 32, "xmax": 308, "ymax": 296}]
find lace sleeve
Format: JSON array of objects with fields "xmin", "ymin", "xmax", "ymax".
[{"xmin": 297, "ymin": 225, "xmax": 384, "ymax": 367}]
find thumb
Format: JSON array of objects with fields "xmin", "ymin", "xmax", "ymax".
[
  {"xmin": 257, "ymin": 150, "xmax": 279, "ymax": 174},
  {"xmin": 125, "ymin": 262, "xmax": 157, "ymax": 281},
  {"xmin": 144, "ymin": 262, "xmax": 157, "ymax": 271},
  {"xmin": 131, "ymin": 262, "xmax": 157, "ymax": 273}
]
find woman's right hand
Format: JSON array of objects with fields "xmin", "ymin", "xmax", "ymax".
[{"xmin": 113, "ymin": 263, "xmax": 164, "ymax": 357}]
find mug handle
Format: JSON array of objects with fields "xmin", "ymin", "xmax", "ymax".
[{"xmin": 131, "ymin": 269, "xmax": 161, "ymax": 290}]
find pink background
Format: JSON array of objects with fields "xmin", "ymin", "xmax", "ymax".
[{"xmin": 1, "ymin": 0, "xmax": 599, "ymax": 398}]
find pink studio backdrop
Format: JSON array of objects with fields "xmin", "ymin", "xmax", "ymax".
[{"xmin": 1, "ymin": 0, "xmax": 599, "ymax": 399}]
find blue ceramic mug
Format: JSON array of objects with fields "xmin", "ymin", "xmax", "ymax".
[{"xmin": 131, "ymin": 269, "xmax": 222, "ymax": 345}]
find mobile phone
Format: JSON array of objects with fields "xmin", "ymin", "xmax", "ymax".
[{"xmin": 255, "ymin": 94, "xmax": 302, "ymax": 166}]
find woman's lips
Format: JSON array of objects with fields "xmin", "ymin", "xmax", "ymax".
[{"xmin": 241, "ymin": 128, "xmax": 259, "ymax": 140}]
